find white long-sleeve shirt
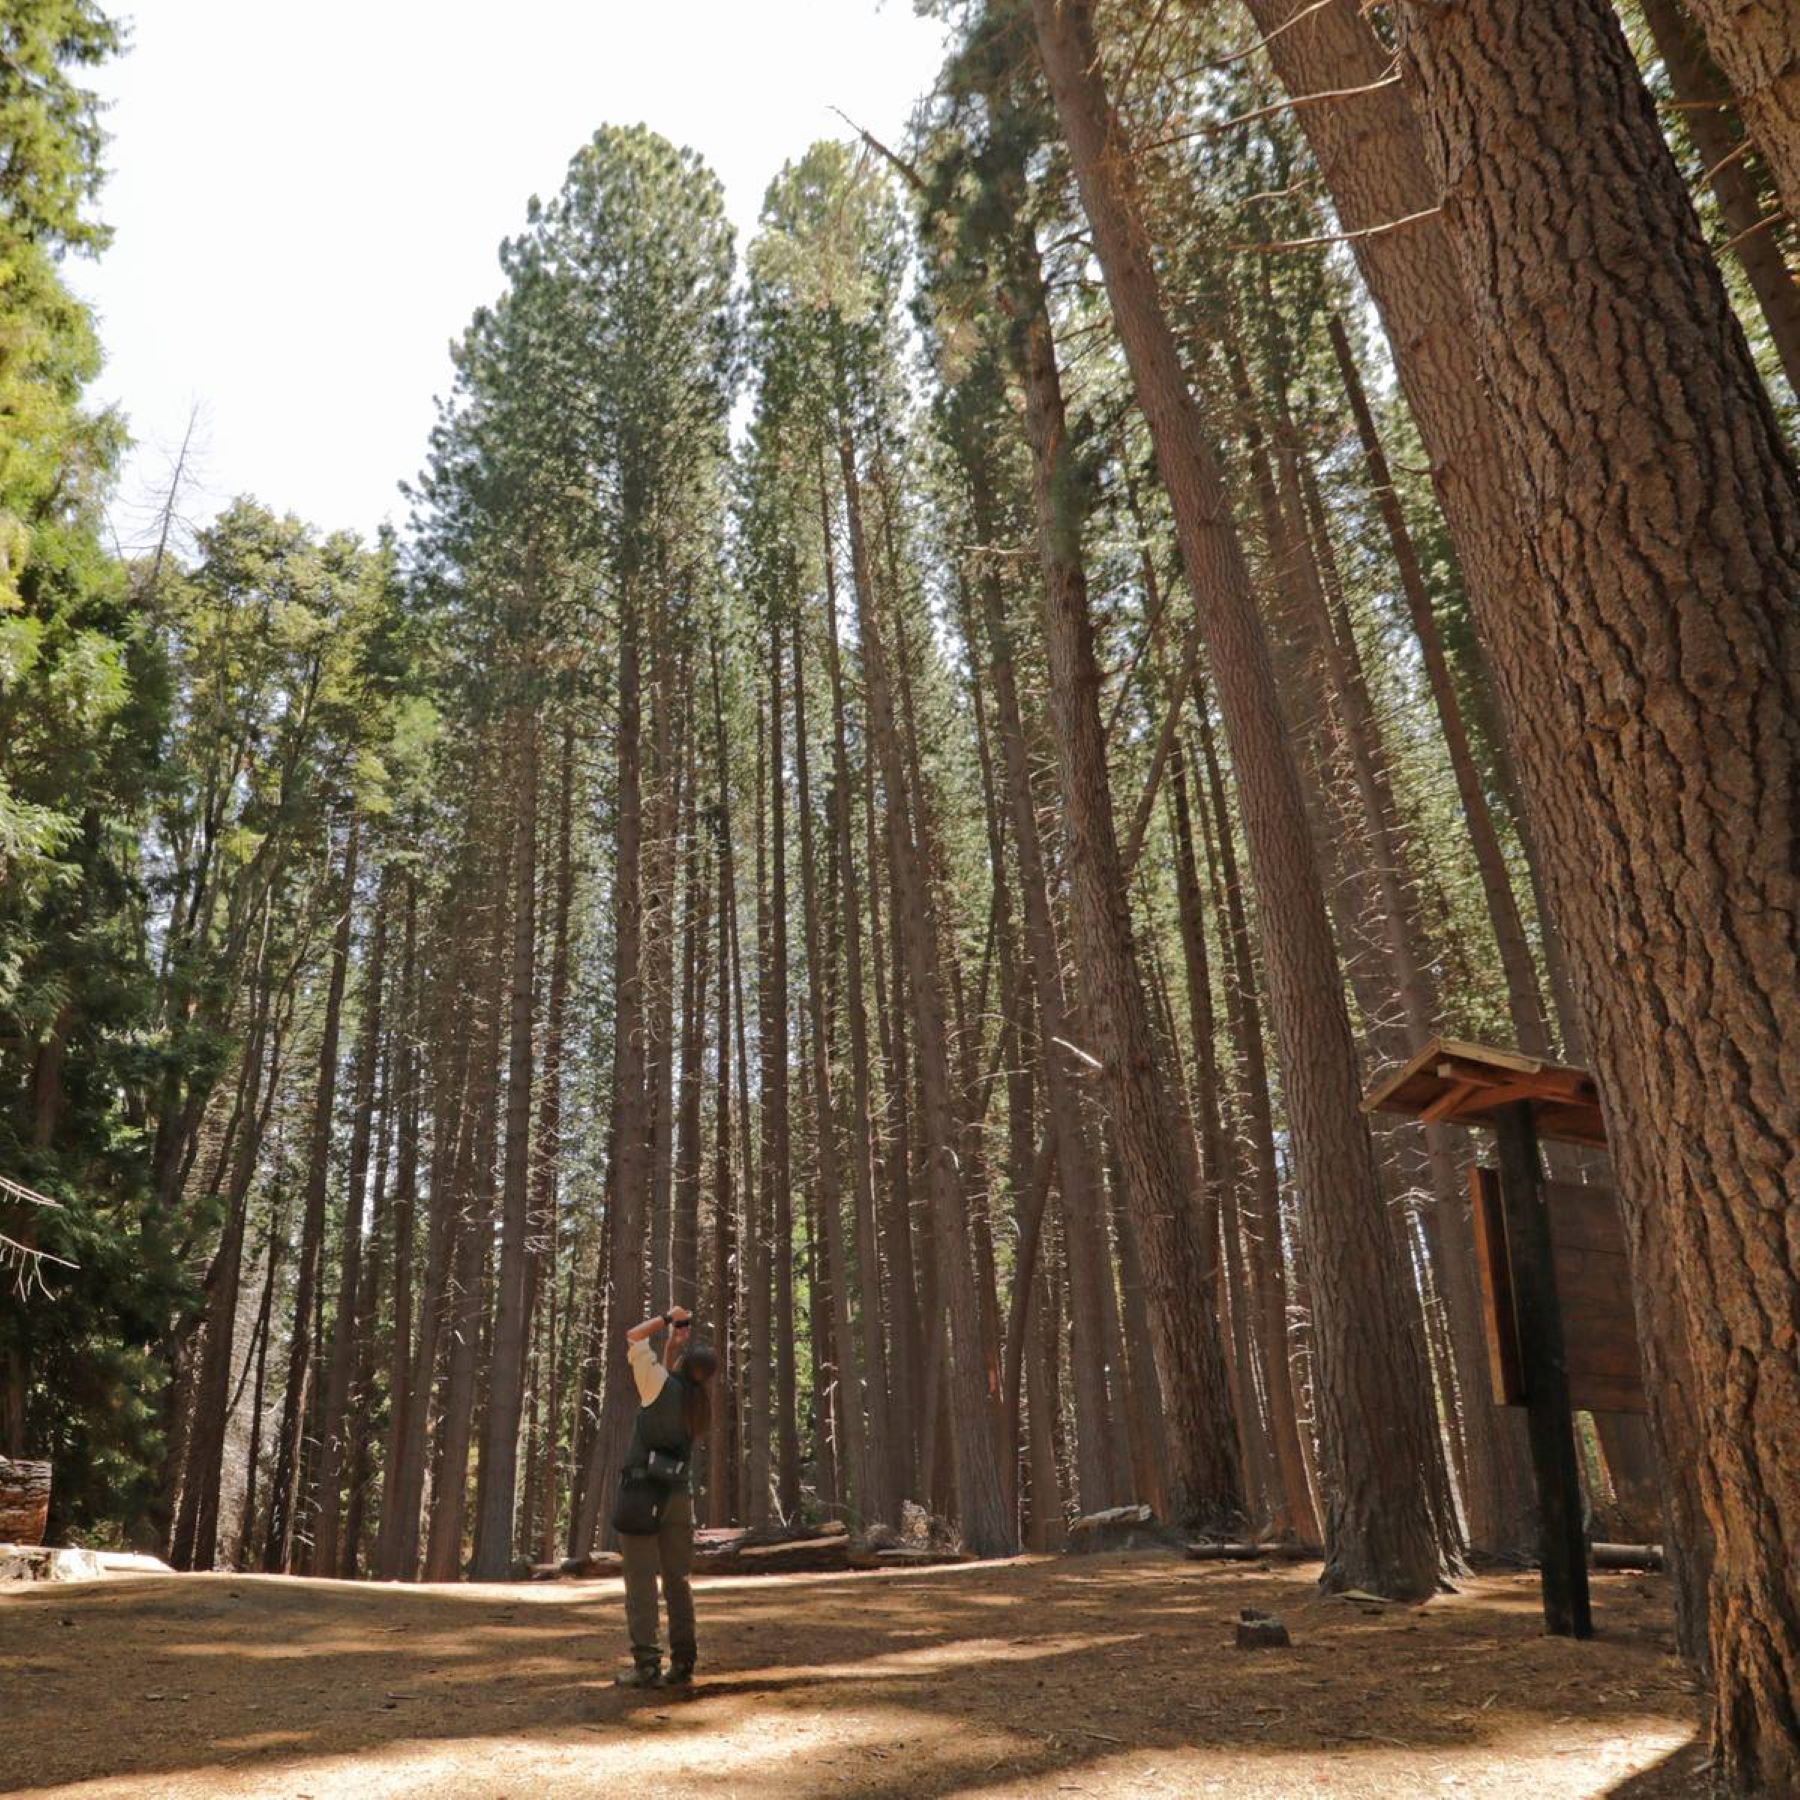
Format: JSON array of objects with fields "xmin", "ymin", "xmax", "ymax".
[{"xmin": 629, "ymin": 1336, "xmax": 669, "ymax": 1406}]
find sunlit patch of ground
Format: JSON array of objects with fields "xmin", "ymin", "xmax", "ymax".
[{"xmin": 0, "ymin": 1552, "xmax": 1706, "ymax": 1798}]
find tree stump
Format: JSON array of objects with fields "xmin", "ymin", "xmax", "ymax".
[
  {"xmin": 0, "ymin": 1458, "xmax": 51, "ymax": 1546},
  {"xmin": 1235, "ymin": 1608, "xmax": 1292, "ymax": 1649}
]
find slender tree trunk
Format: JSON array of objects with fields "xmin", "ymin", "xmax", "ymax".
[
  {"xmin": 1398, "ymin": 1, "xmax": 1800, "ymax": 1777},
  {"xmin": 1000, "ymin": 217, "xmax": 1241, "ymax": 1529},
  {"xmin": 425, "ymin": 821, "xmax": 508, "ymax": 1583},
  {"xmin": 707, "ymin": 649, "xmax": 738, "ymax": 1525},
  {"xmin": 533, "ymin": 719, "xmax": 576, "ymax": 1561},
  {"xmin": 573, "ymin": 574, "xmax": 650, "ymax": 1556},
  {"xmin": 819, "ymin": 454, "xmax": 895, "ymax": 1524},
  {"xmin": 963, "ymin": 435, "xmax": 1126, "ymax": 1515},
  {"xmin": 748, "ymin": 699, "xmax": 776, "ymax": 1528},
  {"xmin": 472, "ymin": 702, "xmax": 539, "ymax": 1580},
  {"xmin": 265, "ymin": 813, "xmax": 359, "ymax": 1573},
  {"xmin": 766, "ymin": 622, "xmax": 802, "ymax": 1518},
  {"xmin": 313, "ymin": 871, "xmax": 390, "ymax": 1575},
  {"xmin": 837, "ymin": 384, "xmax": 1015, "ymax": 1556},
  {"xmin": 1323, "ymin": 314, "xmax": 1550, "ymax": 1056},
  {"xmin": 171, "ymin": 942, "xmax": 287, "ymax": 1571},
  {"xmin": 674, "ymin": 714, "xmax": 707, "ymax": 1316},
  {"xmin": 1193, "ymin": 703, "xmax": 1321, "ymax": 1542},
  {"xmin": 864, "ymin": 628, "xmax": 924, "ymax": 1504},
  {"xmin": 793, "ymin": 617, "xmax": 873, "ymax": 1525}
]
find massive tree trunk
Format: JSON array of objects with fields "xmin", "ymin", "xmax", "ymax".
[
  {"xmin": 1397, "ymin": 1, "xmax": 1800, "ymax": 1782},
  {"xmin": 264, "ymin": 813, "xmax": 358, "ymax": 1574},
  {"xmin": 1678, "ymin": 0, "xmax": 1800, "ymax": 230},
  {"xmin": 1241, "ymin": 0, "xmax": 1715, "ymax": 1634},
  {"xmin": 1030, "ymin": 0, "xmax": 1444, "ymax": 1596}
]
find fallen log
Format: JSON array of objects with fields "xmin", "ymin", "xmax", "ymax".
[
  {"xmin": 1591, "ymin": 1542, "xmax": 1663, "ymax": 1572},
  {"xmin": 1, "ymin": 1544, "xmax": 101, "ymax": 1583},
  {"xmin": 697, "ymin": 1536, "xmax": 857, "ymax": 1576},
  {"xmin": 0, "ymin": 1458, "xmax": 52, "ymax": 1546},
  {"xmin": 1067, "ymin": 1503, "xmax": 1186, "ymax": 1555}
]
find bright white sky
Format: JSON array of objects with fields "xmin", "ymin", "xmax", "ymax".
[{"xmin": 71, "ymin": 0, "xmax": 950, "ymax": 551}]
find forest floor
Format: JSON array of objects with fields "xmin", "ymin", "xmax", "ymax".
[{"xmin": 1, "ymin": 1551, "xmax": 1708, "ymax": 1798}]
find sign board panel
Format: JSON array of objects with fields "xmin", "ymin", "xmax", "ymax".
[{"xmin": 1469, "ymin": 1169, "xmax": 1648, "ymax": 1416}]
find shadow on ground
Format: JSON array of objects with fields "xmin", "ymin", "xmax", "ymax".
[{"xmin": 0, "ymin": 1552, "xmax": 1706, "ymax": 1798}]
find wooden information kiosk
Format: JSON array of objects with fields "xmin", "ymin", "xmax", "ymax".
[{"xmin": 1363, "ymin": 1039, "xmax": 1649, "ymax": 1640}]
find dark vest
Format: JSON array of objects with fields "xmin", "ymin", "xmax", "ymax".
[{"xmin": 628, "ymin": 1370, "xmax": 694, "ymax": 1491}]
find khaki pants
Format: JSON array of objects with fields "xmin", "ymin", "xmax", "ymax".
[{"xmin": 621, "ymin": 1489, "xmax": 695, "ymax": 1666}]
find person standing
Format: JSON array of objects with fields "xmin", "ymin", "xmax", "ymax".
[{"xmin": 615, "ymin": 1304, "xmax": 718, "ymax": 1688}]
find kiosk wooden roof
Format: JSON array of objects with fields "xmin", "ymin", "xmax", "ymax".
[{"xmin": 1361, "ymin": 1038, "xmax": 1607, "ymax": 1149}]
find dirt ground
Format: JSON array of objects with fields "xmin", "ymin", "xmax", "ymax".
[{"xmin": 1, "ymin": 1552, "xmax": 1708, "ymax": 1798}]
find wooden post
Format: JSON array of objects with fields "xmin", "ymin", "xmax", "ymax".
[{"xmin": 1493, "ymin": 1101, "xmax": 1592, "ymax": 1637}]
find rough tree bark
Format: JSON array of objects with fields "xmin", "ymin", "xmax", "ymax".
[
  {"xmin": 1242, "ymin": 0, "xmax": 1715, "ymax": 1635},
  {"xmin": 1397, "ymin": 0, "xmax": 1800, "ymax": 1781}
]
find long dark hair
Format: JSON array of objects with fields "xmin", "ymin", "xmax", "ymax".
[{"xmin": 677, "ymin": 1342, "xmax": 717, "ymax": 1441}]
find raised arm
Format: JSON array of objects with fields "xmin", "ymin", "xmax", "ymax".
[{"xmin": 624, "ymin": 1306, "xmax": 692, "ymax": 1401}]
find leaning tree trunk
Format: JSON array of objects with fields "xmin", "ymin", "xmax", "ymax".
[
  {"xmin": 1397, "ymin": 1, "xmax": 1800, "ymax": 1785},
  {"xmin": 1638, "ymin": 0, "xmax": 1800, "ymax": 396},
  {"xmin": 964, "ymin": 430, "xmax": 1127, "ymax": 1516},
  {"xmin": 1000, "ymin": 229, "xmax": 1241, "ymax": 1530},
  {"xmin": 1677, "ymin": 0, "xmax": 1800, "ymax": 229},
  {"xmin": 1030, "ymin": 0, "xmax": 1444, "ymax": 1596}
]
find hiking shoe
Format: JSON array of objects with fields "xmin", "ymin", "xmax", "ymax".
[
  {"xmin": 665, "ymin": 1661, "xmax": 694, "ymax": 1687},
  {"xmin": 614, "ymin": 1662, "xmax": 662, "ymax": 1689}
]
